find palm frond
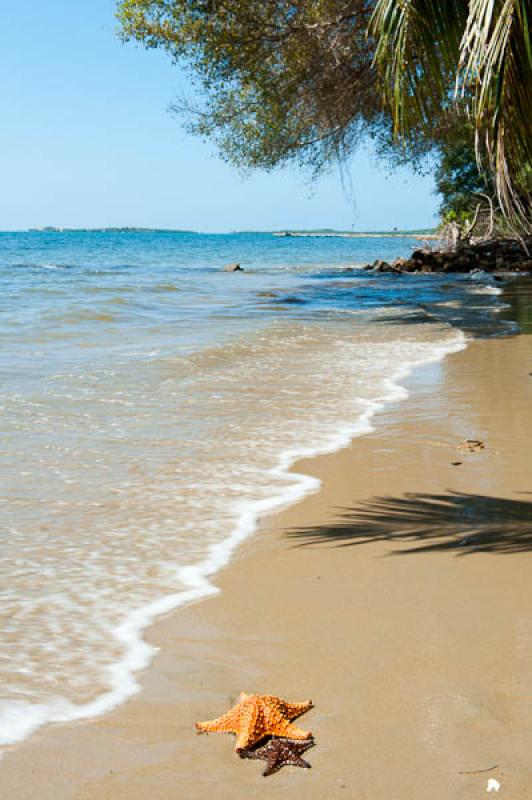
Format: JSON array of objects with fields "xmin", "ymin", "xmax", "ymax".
[
  {"xmin": 458, "ymin": 0, "xmax": 532, "ymax": 227},
  {"xmin": 372, "ymin": 0, "xmax": 532, "ymax": 231}
]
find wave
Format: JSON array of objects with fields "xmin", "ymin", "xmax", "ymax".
[{"xmin": 0, "ymin": 327, "xmax": 466, "ymax": 751}]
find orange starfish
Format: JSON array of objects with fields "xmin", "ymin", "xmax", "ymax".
[{"xmin": 195, "ymin": 692, "xmax": 313, "ymax": 751}]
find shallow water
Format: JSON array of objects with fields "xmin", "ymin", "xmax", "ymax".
[{"xmin": 0, "ymin": 231, "xmax": 509, "ymax": 748}]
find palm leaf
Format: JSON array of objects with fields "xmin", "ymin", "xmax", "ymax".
[{"xmin": 372, "ymin": 0, "xmax": 532, "ymax": 230}]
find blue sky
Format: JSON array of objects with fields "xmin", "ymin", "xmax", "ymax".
[{"xmin": 0, "ymin": 1, "xmax": 439, "ymax": 231}]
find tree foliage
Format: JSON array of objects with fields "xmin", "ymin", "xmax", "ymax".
[
  {"xmin": 117, "ymin": 0, "xmax": 531, "ymax": 229},
  {"xmin": 434, "ymin": 122, "xmax": 494, "ymax": 228},
  {"xmin": 118, "ymin": 0, "xmax": 383, "ymax": 172},
  {"xmin": 371, "ymin": 0, "xmax": 532, "ymax": 229}
]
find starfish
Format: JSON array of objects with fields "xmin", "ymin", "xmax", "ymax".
[
  {"xmin": 239, "ymin": 736, "xmax": 315, "ymax": 777},
  {"xmin": 195, "ymin": 692, "xmax": 313, "ymax": 751}
]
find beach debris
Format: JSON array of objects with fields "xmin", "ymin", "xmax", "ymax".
[
  {"xmin": 195, "ymin": 692, "xmax": 313, "ymax": 751},
  {"xmin": 223, "ymin": 262, "xmax": 243, "ymax": 272},
  {"xmin": 459, "ymin": 764, "xmax": 499, "ymax": 775},
  {"xmin": 422, "ymin": 439, "xmax": 487, "ymax": 453},
  {"xmin": 486, "ymin": 778, "xmax": 501, "ymax": 792},
  {"xmin": 451, "ymin": 461, "xmax": 463, "ymax": 466},
  {"xmin": 239, "ymin": 736, "xmax": 314, "ymax": 777},
  {"xmin": 458, "ymin": 439, "xmax": 485, "ymax": 453}
]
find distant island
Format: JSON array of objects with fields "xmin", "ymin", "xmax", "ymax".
[
  {"xmin": 26, "ymin": 226, "xmax": 438, "ymax": 239},
  {"xmin": 27, "ymin": 226, "xmax": 197, "ymax": 234},
  {"xmin": 273, "ymin": 228, "xmax": 439, "ymax": 239}
]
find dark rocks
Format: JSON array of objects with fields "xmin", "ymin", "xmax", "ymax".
[
  {"xmin": 371, "ymin": 259, "xmax": 390, "ymax": 271},
  {"xmin": 223, "ymin": 263, "xmax": 243, "ymax": 272},
  {"xmin": 366, "ymin": 237, "xmax": 532, "ymax": 275},
  {"xmin": 370, "ymin": 258, "xmax": 404, "ymax": 274}
]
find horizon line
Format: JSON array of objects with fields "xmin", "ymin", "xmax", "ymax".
[{"xmin": 0, "ymin": 225, "xmax": 437, "ymax": 236}]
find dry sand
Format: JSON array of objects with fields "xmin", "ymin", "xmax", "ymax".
[{"xmin": 2, "ymin": 332, "xmax": 532, "ymax": 800}]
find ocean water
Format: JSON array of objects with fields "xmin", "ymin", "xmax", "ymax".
[{"xmin": 0, "ymin": 231, "xmax": 509, "ymax": 750}]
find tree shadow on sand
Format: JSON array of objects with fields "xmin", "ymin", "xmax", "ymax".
[{"xmin": 287, "ymin": 492, "xmax": 532, "ymax": 555}]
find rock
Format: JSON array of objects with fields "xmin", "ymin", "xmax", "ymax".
[
  {"xmin": 223, "ymin": 263, "xmax": 243, "ymax": 272},
  {"xmin": 364, "ymin": 237, "xmax": 532, "ymax": 276},
  {"xmin": 372, "ymin": 259, "xmax": 390, "ymax": 271}
]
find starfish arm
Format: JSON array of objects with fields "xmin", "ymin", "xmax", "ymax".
[
  {"xmin": 281, "ymin": 699, "xmax": 313, "ymax": 720},
  {"xmin": 195, "ymin": 706, "xmax": 240, "ymax": 735},
  {"xmin": 273, "ymin": 720, "xmax": 313, "ymax": 740},
  {"xmin": 261, "ymin": 741, "xmax": 313, "ymax": 776},
  {"xmin": 235, "ymin": 723, "xmax": 263, "ymax": 751},
  {"xmin": 291, "ymin": 755, "xmax": 312, "ymax": 770},
  {"xmin": 263, "ymin": 751, "xmax": 283, "ymax": 777}
]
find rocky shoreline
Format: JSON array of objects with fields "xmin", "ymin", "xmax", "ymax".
[{"xmin": 366, "ymin": 236, "xmax": 532, "ymax": 275}]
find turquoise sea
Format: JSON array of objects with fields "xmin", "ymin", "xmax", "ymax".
[{"xmin": 0, "ymin": 231, "xmax": 509, "ymax": 749}]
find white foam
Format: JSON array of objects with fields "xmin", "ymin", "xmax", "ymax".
[
  {"xmin": 468, "ymin": 285, "xmax": 503, "ymax": 295},
  {"xmin": 0, "ymin": 330, "xmax": 467, "ymax": 751}
]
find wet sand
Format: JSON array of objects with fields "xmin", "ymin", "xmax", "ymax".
[{"xmin": 2, "ymin": 331, "xmax": 532, "ymax": 799}]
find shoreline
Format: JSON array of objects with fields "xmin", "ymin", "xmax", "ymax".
[
  {"xmin": 2, "ymin": 312, "xmax": 532, "ymax": 797},
  {"xmin": 273, "ymin": 231, "xmax": 439, "ymax": 240},
  {"xmin": 0, "ymin": 325, "xmax": 467, "ymax": 752},
  {"xmin": 272, "ymin": 231, "xmax": 441, "ymax": 242}
]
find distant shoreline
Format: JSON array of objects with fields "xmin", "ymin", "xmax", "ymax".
[
  {"xmin": 273, "ymin": 230, "xmax": 440, "ymax": 240},
  {"xmin": 17, "ymin": 227, "xmax": 439, "ymax": 239}
]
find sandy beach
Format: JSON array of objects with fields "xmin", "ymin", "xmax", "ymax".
[{"xmin": 2, "ymin": 321, "xmax": 532, "ymax": 799}]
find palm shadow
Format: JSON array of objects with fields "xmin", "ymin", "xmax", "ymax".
[{"xmin": 287, "ymin": 491, "xmax": 532, "ymax": 555}]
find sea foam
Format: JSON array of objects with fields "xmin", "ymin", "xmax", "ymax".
[{"xmin": 0, "ymin": 328, "xmax": 466, "ymax": 750}]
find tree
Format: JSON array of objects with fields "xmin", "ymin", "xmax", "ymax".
[
  {"xmin": 118, "ymin": 0, "xmax": 383, "ymax": 173},
  {"xmin": 436, "ymin": 132, "xmax": 492, "ymax": 222},
  {"xmin": 117, "ymin": 0, "xmax": 531, "ymax": 230},
  {"xmin": 371, "ymin": 0, "xmax": 532, "ymax": 230}
]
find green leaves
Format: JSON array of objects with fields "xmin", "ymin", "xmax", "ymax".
[
  {"xmin": 116, "ymin": 1, "xmax": 380, "ymax": 173},
  {"xmin": 371, "ymin": 0, "xmax": 532, "ymax": 230},
  {"xmin": 116, "ymin": 0, "xmax": 531, "ymax": 230}
]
